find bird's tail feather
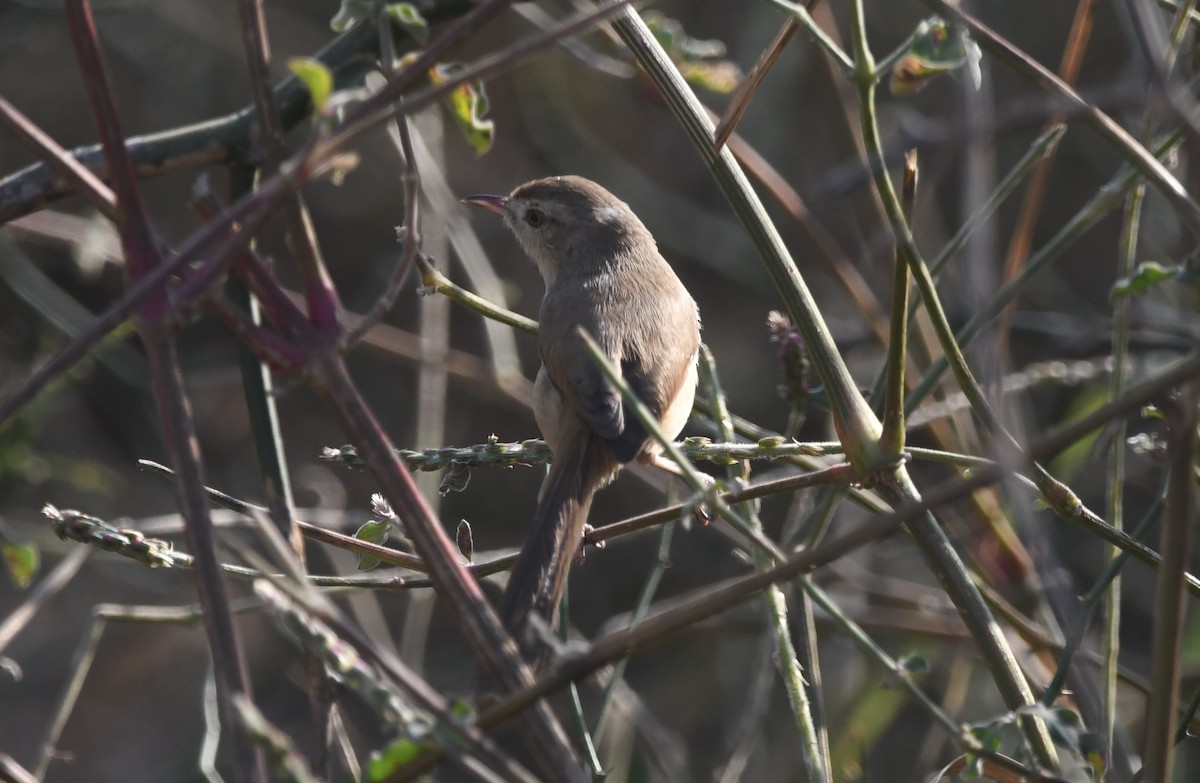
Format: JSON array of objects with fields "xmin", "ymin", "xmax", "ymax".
[{"xmin": 498, "ymin": 436, "xmax": 610, "ymax": 660}]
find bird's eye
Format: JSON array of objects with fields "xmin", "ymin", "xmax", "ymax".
[{"xmin": 524, "ymin": 208, "xmax": 545, "ymax": 227}]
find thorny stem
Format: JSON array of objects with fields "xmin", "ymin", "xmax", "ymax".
[
  {"xmin": 309, "ymin": 352, "xmax": 586, "ymax": 781},
  {"xmin": 0, "ymin": 0, "xmax": 628, "ymax": 431},
  {"xmin": 64, "ymin": 1, "xmax": 266, "ymax": 780}
]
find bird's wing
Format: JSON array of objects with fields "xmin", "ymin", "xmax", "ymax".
[{"xmin": 539, "ymin": 319, "xmax": 625, "ymax": 443}]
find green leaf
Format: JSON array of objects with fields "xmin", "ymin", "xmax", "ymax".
[
  {"xmin": 430, "ymin": 63, "xmax": 495, "ymax": 156},
  {"xmin": 890, "ymin": 17, "xmax": 980, "ymax": 95},
  {"xmin": 387, "ymin": 3, "xmax": 429, "ymax": 44},
  {"xmin": 450, "ymin": 698, "xmax": 474, "ymax": 720},
  {"xmin": 2, "ymin": 538, "xmax": 39, "ymax": 589},
  {"xmin": 331, "ymin": 0, "xmax": 374, "ymax": 32},
  {"xmin": 644, "ymin": 10, "xmax": 679, "ymax": 50},
  {"xmin": 899, "ymin": 653, "xmax": 929, "ymax": 674},
  {"xmin": 354, "ymin": 519, "xmax": 391, "ymax": 571},
  {"xmin": 1110, "ymin": 260, "xmax": 1177, "ymax": 299},
  {"xmin": 642, "ymin": 11, "xmax": 742, "ymax": 94},
  {"xmin": 367, "ymin": 738, "xmax": 423, "ymax": 781},
  {"xmin": 969, "ymin": 723, "xmax": 1004, "ymax": 753},
  {"xmin": 288, "ymin": 57, "xmax": 334, "ymax": 112}
]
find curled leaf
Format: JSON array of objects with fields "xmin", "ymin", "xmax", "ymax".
[
  {"xmin": 439, "ymin": 461, "xmax": 472, "ymax": 495},
  {"xmin": 429, "ymin": 63, "xmax": 494, "ymax": 156},
  {"xmin": 387, "ymin": 3, "xmax": 429, "ymax": 44},
  {"xmin": 1110, "ymin": 260, "xmax": 1177, "ymax": 299},
  {"xmin": 890, "ymin": 17, "xmax": 981, "ymax": 95},
  {"xmin": 288, "ymin": 57, "xmax": 334, "ymax": 112},
  {"xmin": 455, "ymin": 519, "xmax": 473, "ymax": 563},
  {"xmin": 354, "ymin": 519, "xmax": 391, "ymax": 571}
]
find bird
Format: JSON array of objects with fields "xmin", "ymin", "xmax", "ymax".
[{"xmin": 464, "ymin": 175, "xmax": 701, "ymax": 661}]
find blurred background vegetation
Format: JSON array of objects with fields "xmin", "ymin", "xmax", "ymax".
[{"xmin": 0, "ymin": 1, "xmax": 1198, "ymax": 781}]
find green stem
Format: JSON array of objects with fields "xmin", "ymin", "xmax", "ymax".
[
  {"xmin": 415, "ymin": 255, "xmax": 538, "ymax": 336},
  {"xmin": 592, "ymin": 520, "xmax": 676, "ymax": 744},
  {"xmin": 905, "ymin": 128, "xmax": 1184, "ymax": 415},
  {"xmin": 610, "ymin": 8, "xmax": 885, "ymax": 473},
  {"xmin": 847, "ymin": 0, "xmax": 1058, "ymax": 767},
  {"xmin": 700, "ymin": 346, "xmax": 830, "ymax": 782},
  {"xmin": 758, "ymin": 0, "xmax": 854, "ymax": 74},
  {"xmin": 918, "ymin": 0, "xmax": 1200, "ymax": 238},
  {"xmin": 878, "ymin": 155, "xmax": 915, "ymax": 458},
  {"xmin": 1043, "ymin": 487, "xmax": 1165, "ymax": 706}
]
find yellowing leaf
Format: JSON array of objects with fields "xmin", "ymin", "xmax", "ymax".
[
  {"xmin": 890, "ymin": 17, "xmax": 982, "ymax": 95},
  {"xmin": 288, "ymin": 57, "xmax": 334, "ymax": 112},
  {"xmin": 2, "ymin": 539, "xmax": 39, "ymax": 589},
  {"xmin": 387, "ymin": 3, "xmax": 429, "ymax": 44},
  {"xmin": 430, "ymin": 63, "xmax": 494, "ymax": 156},
  {"xmin": 681, "ymin": 60, "xmax": 741, "ymax": 94},
  {"xmin": 643, "ymin": 11, "xmax": 742, "ymax": 94}
]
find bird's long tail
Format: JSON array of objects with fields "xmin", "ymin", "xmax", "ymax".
[{"xmin": 498, "ymin": 435, "xmax": 611, "ymax": 661}]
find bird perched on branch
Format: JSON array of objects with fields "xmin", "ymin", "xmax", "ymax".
[{"xmin": 465, "ymin": 175, "xmax": 701, "ymax": 661}]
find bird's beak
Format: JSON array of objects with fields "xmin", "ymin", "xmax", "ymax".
[{"xmin": 461, "ymin": 194, "xmax": 509, "ymax": 216}]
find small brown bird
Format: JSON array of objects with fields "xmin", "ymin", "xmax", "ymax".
[{"xmin": 465, "ymin": 175, "xmax": 701, "ymax": 658}]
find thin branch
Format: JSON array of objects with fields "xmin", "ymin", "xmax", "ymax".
[
  {"xmin": 0, "ymin": 97, "xmax": 117, "ymax": 220},
  {"xmin": 905, "ymin": 127, "xmax": 1182, "ymax": 414},
  {"xmin": 993, "ymin": 0, "xmax": 1097, "ymax": 377},
  {"xmin": 609, "ymin": 5, "xmax": 886, "ymax": 474},
  {"xmin": 0, "ymin": 0, "xmax": 630, "ymax": 432},
  {"xmin": 1141, "ymin": 384, "xmax": 1198, "ymax": 781},
  {"xmin": 846, "ymin": 0, "xmax": 1057, "ymax": 764},
  {"xmin": 342, "ymin": 13, "xmax": 423, "ymax": 347},
  {"xmin": 878, "ymin": 151, "xmax": 916, "ymax": 457},
  {"xmin": 0, "ymin": 547, "xmax": 91, "ymax": 656},
  {"xmin": 64, "ymin": 2, "xmax": 264, "ymax": 779},
  {"xmin": 0, "ymin": 18, "xmax": 376, "ymax": 223},
  {"xmin": 713, "ymin": 15, "xmax": 799, "ymax": 149},
  {"xmin": 918, "ymin": 0, "xmax": 1200, "ymax": 239},
  {"xmin": 414, "ymin": 255, "xmax": 538, "ymax": 335},
  {"xmin": 0, "ymin": 0, "xmax": 486, "ymax": 223},
  {"xmin": 700, "ymin": 345, "xmax": 829, "ymax": 782},
  {"xmin": 309, "ymin": 352, "xmax": 587, "ymax": 780},
  {"xmin": 229, "ymin": 3, "xmax": 306, "ymax": 558}
]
